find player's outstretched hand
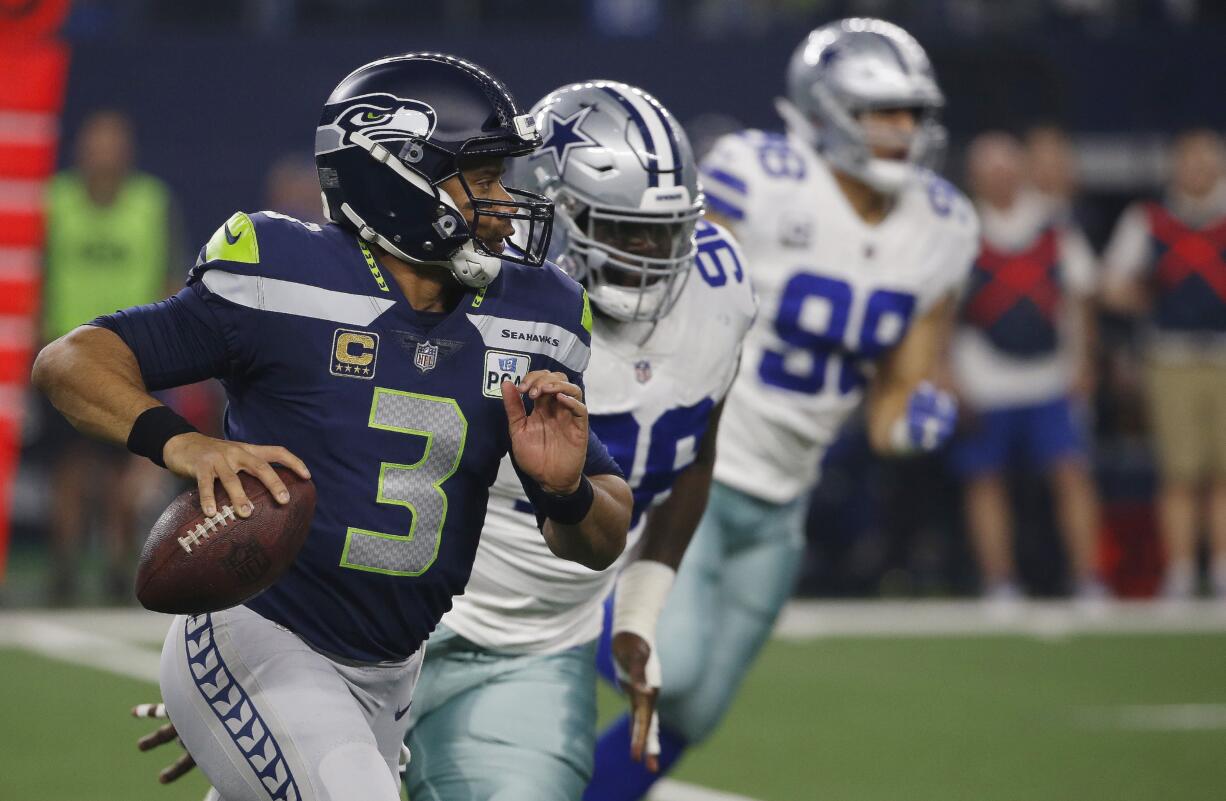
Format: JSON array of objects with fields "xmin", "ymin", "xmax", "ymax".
[
  {"xmin": 162, "ymin": 433, "xmax": 311, "ymax": 519},
  {"xmin": 502, "ymin": 370, "xmax": 587, "ymax": 495},
  {"xmin": 612, "ymin": 631, "xmax": 662, "ymax": 773},
  {"xmin": 132, "ymin": 703, "xmax": 197, "ymax": 784}
]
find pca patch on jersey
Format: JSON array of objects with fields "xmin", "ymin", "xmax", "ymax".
[{"xmin": 483, "ymin": 349, "xmax": 531, "ymax": 397}]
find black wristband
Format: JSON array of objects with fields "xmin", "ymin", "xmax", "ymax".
[
  {"xmin": 536, "ymin": 475, "xmax": 595, "ymax": 525},
  {"xmin": 126, "ymin": 406, "xmax": 197, "ymax": 467}
]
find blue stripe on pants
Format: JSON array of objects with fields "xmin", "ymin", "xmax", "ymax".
[{"xmin": 185, "ymin": 613, "xmax": 301, "ymax": 801}]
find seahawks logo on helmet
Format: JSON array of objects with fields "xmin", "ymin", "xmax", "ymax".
[{"xmin": 315, "ymin": 92, "xmax": 438, "ymax": 155}]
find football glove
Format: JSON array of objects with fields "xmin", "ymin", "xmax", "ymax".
[{"xmin": 890, "ymin": 381, "xmax": 957, "ymax": 453}]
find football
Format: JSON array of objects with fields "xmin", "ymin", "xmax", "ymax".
[{"xmin": 135, "ymin": 466, "xmax": 316, "ymax": 614}]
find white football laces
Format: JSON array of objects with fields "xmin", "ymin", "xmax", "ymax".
[{"xmin": 177, "ymin": 505, "xmax": 238, "ymax": 554}]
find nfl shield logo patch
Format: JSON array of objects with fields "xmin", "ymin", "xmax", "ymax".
[
  {"xmin": 414, "ymin": 341, "xmax": 439, "ymax": 373},
  {"xmin": 635, "ymin": 360, "xmax": 652, "ymax": 384}
]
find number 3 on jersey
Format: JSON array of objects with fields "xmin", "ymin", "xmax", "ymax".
[
  {"xmin": 341, "ymin": 388, "xmax": 467, "ymax": 576},
  {"xmin": 759, "ymin": 272, "xmax": 916, "ymax": 395}
]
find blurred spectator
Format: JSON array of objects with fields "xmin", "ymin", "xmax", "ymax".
[
  {"xmin": 949, "ymin": 132, "xmax": 1105, "ymax": 600},
  {"xmin": 1102, "ymin": 129, "xmax": 1226, "ymax": 599},
  {"xmin": 40, "ymin": 110, "xmax": 182, "ymax": 604},
  {"xmin": 1024, "ymin": 124, "xmax": 1118, "ymax": 248},
  {"xmin": 264, "ymin": 153, "xmax": 325, "ymax": 224},
  {"xmin": 1026, "ymin": 125, "xmax": 1079, "ymax": 217}
]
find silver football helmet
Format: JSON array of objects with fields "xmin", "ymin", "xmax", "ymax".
[
  {"xmin": 511, "ymin": 81, "xmax": 704, "ymax": 322},
  {"xmin": 779, "ymin": 18, "xmax": 946, "ymax": 193}
]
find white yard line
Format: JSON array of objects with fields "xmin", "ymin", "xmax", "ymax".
[
  {"xmin": 773, "ymin": 599, "xmax": 1226, "ymax": 640},
  {"xmin": 649, "ymin": 780, "xmax": 762, "ymax": 801},
  {"xmin": 0, "ymin": 611, "xmax": 169, "ymax": 683},
  {"xmin": 1075, "ymin": 704, "xmax": 1226, "ymax": 731},
  {"xmin": 0, "ymin": 607, "xmax": 174, "ymax": 645},
  {"xmin": 6, "ymin": 599, "xmax": 1226, "ymax": 650}
]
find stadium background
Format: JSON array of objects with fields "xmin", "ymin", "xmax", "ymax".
[{"xmin": 2, "ymin": 2, "xmax": 1226, "ymax": 800}]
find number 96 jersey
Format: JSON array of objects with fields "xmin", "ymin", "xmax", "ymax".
[
  {"xmin": 441, "ymin": 220, "xmax": 757, "ymax": 654},
  {"xmin": 702, "ymin": 131, "xmax": 979, "ymax": 504}
]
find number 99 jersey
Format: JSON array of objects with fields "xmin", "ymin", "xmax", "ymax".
[
  {"xmin": 441, "ymin": 220, "xmax": 756, "ymax": 653},
  {"xmin": 702, "ymin": 130, "xmax": 979, "ymax": 504}
]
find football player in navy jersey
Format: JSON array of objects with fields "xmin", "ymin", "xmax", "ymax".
[{"xmin": 33, "ymin": 53, "xmax": 631, "ymax": 801}]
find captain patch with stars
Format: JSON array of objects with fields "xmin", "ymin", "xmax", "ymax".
[{"xmin": 331, "ymin": 328, "xmax": 379, "ymax": 378}]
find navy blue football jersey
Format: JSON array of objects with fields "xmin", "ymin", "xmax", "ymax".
[{"xmin": 98, "ymin": 210, "xmax": 617, "ymax": 661}]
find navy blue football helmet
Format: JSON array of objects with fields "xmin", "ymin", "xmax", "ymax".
[{"xmin": 315, "ymin": 53, "xmax": 553, "ymax": 287}]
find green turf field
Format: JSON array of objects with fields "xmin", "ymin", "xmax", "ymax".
[{"xmin": 3, "ymin": 611, "xmax": 1225, "ymax": 801}]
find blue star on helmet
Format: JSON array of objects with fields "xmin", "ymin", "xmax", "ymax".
[
  {"xmin": 818, "ymin": 42, "xmax": 846, "ymax": 68},
  {"xmin": 539, "ymin": 107, "xmax": 598, "ymax": 173}
]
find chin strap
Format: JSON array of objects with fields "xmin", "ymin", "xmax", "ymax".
[
  {"xmin": 338, "ymin": 201, "xmax": 502, "ymax": 289},
  {"xmin": 859, "ymin": 159, "xmax": 915, "ymax": 194},
  {"xmin": 447, "ymin": 240, "xmax": 503, "ymax": 288}
]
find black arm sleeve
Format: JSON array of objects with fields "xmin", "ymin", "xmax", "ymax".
[
  {"xmin": 511, "ymin": 428, "xmax": 626, "ymax": 529},
  {"xmin": 88, "ymin": 285, "xmax": 231, "ymax": 390}
]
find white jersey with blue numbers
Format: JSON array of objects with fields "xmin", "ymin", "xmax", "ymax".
[
  {"xmin": 442, "ymin": 221, "xmax": 756, "ymax": 654},
  {"xmin": 702, "ymin": 131, "xmax": 979, "ymax": 504}
]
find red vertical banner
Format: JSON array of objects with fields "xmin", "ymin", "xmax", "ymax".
[{"xmin": 0, "ymin": 0, "xmax": 71, "ymax": 580}]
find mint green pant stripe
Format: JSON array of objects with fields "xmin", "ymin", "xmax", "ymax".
[
  {"xmin": 405, "ymin": 626, "xmax": 597, "ymax": 801},
  {"xmin": 656, "ymin": 480, "xmax": 807, "ymax": 743}
]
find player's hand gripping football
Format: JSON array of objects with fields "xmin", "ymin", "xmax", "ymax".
[
  {"xmin": 502, "ymin": 370, "xmax": 587, "ymax": 495},
  {"xmin": 162, "ymin": 433, "xmax": 311, "ymax": 518},
  {"xmin": 131, "ymin": 703, "xmax": 196, "ymax": 784},
  {"xmin": 612, "ymin": 631, "xmax": 662, "ymax": 772}
]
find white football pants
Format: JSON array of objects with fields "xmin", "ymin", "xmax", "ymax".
[{"xmin": 159, "ymin": 605, "xmax": 422, "ymax": 801}]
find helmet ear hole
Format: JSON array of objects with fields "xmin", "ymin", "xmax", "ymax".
[
  {"xmin": 403, "ymin": 142, "xmax": 425, "ymax": 164},
  {"xmin": 432, "ymin": 215, "xmax": 459, "ymax": 238}
]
